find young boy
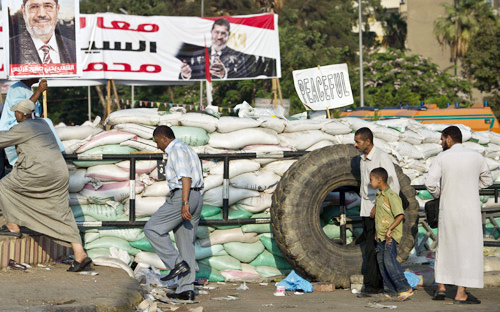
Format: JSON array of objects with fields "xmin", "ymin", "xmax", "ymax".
[{"xmin": 369, "ymin": 167, "xmax": 414, "ymax": 300}]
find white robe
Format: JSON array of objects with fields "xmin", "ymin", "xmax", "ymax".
[{"xmin": 425, "ymin": 143, "xmax": 493, "ymax": 288}]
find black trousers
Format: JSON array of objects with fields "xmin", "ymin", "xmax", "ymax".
[{"xmin": 362, "ymin": 217, "xmax": 383, "ymax": 291}]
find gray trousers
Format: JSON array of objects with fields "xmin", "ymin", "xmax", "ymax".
[{"xmin": 144, "ymin": 189, "xmax": 202, "ymax": 293}]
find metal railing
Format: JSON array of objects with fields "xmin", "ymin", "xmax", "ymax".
[{"xmin": 65, "ymin": 152, "xmax": 500, "ymax": 247}]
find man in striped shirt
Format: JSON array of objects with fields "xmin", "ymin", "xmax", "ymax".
[{"xmin": 144, "ymin": 125, "xmax": 204, "ymax": 301}]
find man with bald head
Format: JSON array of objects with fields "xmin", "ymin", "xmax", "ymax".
[{"xmin": 9, "ymin": 0, "xmax": 76, "ymax": 65}]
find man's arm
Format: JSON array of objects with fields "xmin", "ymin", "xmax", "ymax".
[
  {"xmin": 29, "ymin": 79, "xmax": 47, "ymax": 104},
  {"xmin": 181, "ymin": 177, "xmax": 192, "ymax": 220},
  {"xmin": 386, "ymin": 214, "xmax": 404, "ymax": 242},
  {"xmin": 425, "ymin": 157, "xmax": 442, "ymax": 198}
]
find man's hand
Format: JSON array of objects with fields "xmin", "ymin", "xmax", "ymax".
[
  {"xmin": 180, "ymin": 60, "xmax": 192, "ymax": 79},
  {"xmin": 210, "ymin": 55, "xmax": 226, "ymax": 79},
  {"xmin": 385, "ymin": 228, "xmax": 392, "ymax": 242},
  {"xmin": 370, "ymin": 206, "xmax": 376, "ymax": 219},
  {"xmin": 38, "ymin": 78, "xmax": 48, "ymax": 93},
  {"xmin": 181, "ymin": 203, "xmax": 192, "ymax": 220}
]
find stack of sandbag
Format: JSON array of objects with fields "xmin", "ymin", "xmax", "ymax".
[{"xmin": 54, "ymin": 108, "xmax": 500, "ymax": 282}]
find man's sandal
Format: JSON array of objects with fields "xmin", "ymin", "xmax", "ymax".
[{"xmin": 0, "ymin": 225, "xmax": 22, "ymax": 238}]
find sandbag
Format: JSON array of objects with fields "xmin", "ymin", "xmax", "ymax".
[
  {"xmin": 279, "ymin": 130, "xmax": 336, "ymax": 150},
  {"xmin": 85, "ymin": 237, "xmax": 141, "ymax": 256},
  {"xmin": 87, "ymin": 248, "xmax": 111, "ymax": 260},
  {"xmin": 107, "ymin": 108, "xmax": 160, "ymax": 126},
  {"xmin": 69, "ymin": 193, "xmax": 90, "ymax": 206},
  {"xmin": 412, "ymin": 127, "xmax": 441, "ymax": 143},
  {"xmin": 200, "ymin": 228, "xmax": 259, "ymax": 247},
  {"xmin": 209, "ymin": 128, "xmax": 279, "ymax": 149},
  {"xmin": 322, "ymin": 224, "xmax": 353, "ymax": 239},
  {"xmin": 116, "ymin": 160, "xmax": 157, "ymax": 175},
  {"xmin": 202, "ymin": 186, "xmax": 259, "ymax": 207},
  {"xmin": 306, "ymin": 140, "xmax": 335, "ymax": 151},
  {"xmin": 389, "ymin": 141, "xmax": 423, "ymax": 159},
  {"xmin": 284, "ymin": 119, "xmax": 329, "ymax": 132},
  {"xmin": 129, "ymin": 237, "xmax": 155, "ymax": 253},
  {"xmin": 370, "ymin": 125, "xmax": 400, "ymax": 142},
  {"xmin": 195, "ymin": 241, "xmax": 227, "ymax": 260},
  {"xmin": 203, "ymin": 174, "xmax": 223, "ymax": 191},
  {"xmin": 124, "ymin": 195, "xmax": 166, "ymax": 218},
  {"xmin": 484, "ymin": 256, "xmax": 500, "ymax": 272},
  {"xmin": 69, "ymin": 169, "xmax": 91, "ymax": 193},
  {"xmin": 84, "ymin": 228, "xmax": 144, "ymax": 243},
  {"xmin": 120, "ymin": 137, "xmax": 162, "ymax": 153},
  {"xmin": 224, "ymin": 241, "xmax": 265, "ymax": 263},
  {"xmin": 259, "ymin": 234, "xmax": 285, "ymax": 257},
  {"xmin": 62, "ymin": 139, "xmax": 88, "ymax": 154},
  {"xmin": 114, "ymin": 123, "xmax": 155, "ymax": 139},
  {"xmin": 216, "ymin": 116, "xmax": 261, "ymax": 133},
  {"xmin": 80, "ymin": 181, "xmax": 144, "ymax": 202},
  {"xmin": 241, "ymin": 223, "xmax": 272, "ymax": 234},
  {"xmin": 485, "ymin": 144, "xmax": 500, "ymax": 159},
  {"xmin": 86, "ymin": 164, "xmax": 131, "ymax": 182},
  {"xmin": 375, "ymin": 118, "xmax": 411, "ymax": 132},
  {"xmin": 373, "ymin": 138, "xmax": 392, "ymax": 154},
  {"xmin": 415, "ymin": 143, "xmax": 443, "ymax": 158},
  {"xmin": 334, "ymin": 133, "xmax": 355, "ymax": 144},
  {"xmin": 238, "ymin": 193, "xmax": 272, "ymax": 213},
  {"xmin": 201, "ymin": 205, "xmax": 222, "ymax": 218},
  {"xmin": 399, "ymin": 130, "xmax": 422, "ymax": 145},
  {"xmin": 221, "ymin": 270, "xmax": 262, "ymax": 282},
  {"xmin": 56, "ymin": 125, "xmax": 102, "ymax": 141},
  {"xmin": 249, "ymin": 250, "xmax": 291, "ymax": 269},
  {"xmin": 489, "ymin": 132, "xmax": 500, "ymax": 146},
  {"xmin": 142, "ymin": 181, "xmax": 170, "ymax": 197},
  {"xmin": 76, "ymin": 131, "xmax": 136, "ymax": 153},
  {"xmin": 339, "ymin": 117, "xmax": 371, "ymax": 130},
  {"xmin": 179, "ymin": 112, "xmax": 218, "ymax": 133},
  {"xmin": 196, "ymin": 263, "xmax": 225, "ymax": 282},
  {"xmin": 199, "ymin": 255, "xmax": 241, "ymax": 271},
  {"xmin": 71, "ymin": 204, "xmax": 125, "ymax": 221},
  {"xmin": 73, "ymin": 145, "xmax": 138, "ymax": 167},
  {"xmin": 196, "ymin": 226, "xmax": 214, "ymax": 239},
  {"xmin": 255, "ymin": 266, "xmax": 287, "ymax": 277},
  {"xmin": 321, "ymin": 121, "xmax": 352, "ymax": 135},
  {"xmin": 463, "ymin": 141, "xmax": 486, "ymax": 155},
  {"xmin": 158, "ymin": 111, "xmax": 183, "ymax": 126},
  {"xmin": 263, "ymin": 160, "xmax": 296, "ymax": 176},
  {"xmin": 471, "ymin": 131, "xmax": 490, "ymax": 144},
  {"xmin": 257, "ymin": 117, "xmax": 286, "ymax": 133},
  {"xmin": 230, "ymin": 170, "xmax": 280, "ymax": 191},
  {"xmin": 170, "ymin": 126, "xmax": 209, "ymax": 146},
  {"xmin": 134, "ymin": 251, "xmax": 167, "ymax": 270},
  {"xmin": 210, "ymin": 159, "xmax": 261, "ymax": 178},
  {"xmin": 487, "ymin": 158, "xmax": 500, "ymax": 171}
]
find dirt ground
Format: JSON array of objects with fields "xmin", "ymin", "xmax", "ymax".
[{"xmin": 188, "ymin": 282, "xmax": 500, "ymax": 312}]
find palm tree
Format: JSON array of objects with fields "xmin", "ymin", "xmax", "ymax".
[{"xmin": 433, "ymin": 0, "xmax": 492, "ymax": 75}]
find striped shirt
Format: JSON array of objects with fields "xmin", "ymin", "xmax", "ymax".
[{"xmin": 164, "ymin": 139, "xmax": 204, "ymax": 190}]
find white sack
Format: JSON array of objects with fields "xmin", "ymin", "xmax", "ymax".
[
  {"xmin": 472, "ymin": 131, "xmax": 490, "ymax": 144},
  {"xmin": 203, "ymin": 174, "xmax": 223, "ymax": 191},
  {"xmin": 463, "ymin": 141, "xmax": 486, "ymax": 155},
  {"xmin": 69, "ymin": 169, "xmax": 91, "ymax": 193},
  {"xmin": 389, "ymin": 141, "xmax": 423, "ymax": 159},
  {"xmin": 334, "ymin": 133, "xmax": 355, "ymax": 144},
  {"xmin": 203, "ymin": 186, "xmax": 259, "ymax": 207},
  {"xmin": 257, "ymin": 117, "xmax": 286, "ymax": 133},
  {"xmin": 114, "ymin": 123, "xmax": 155, "ymax": 139},
  {"xmin": 279, "ymin": 130, "xmax": 336, "ymax": 150},
  {"xmin": 134, "ymin": 251, "xmax": 167, "ymax": 270},
  {"xmin": 415, "ymin": 143, "xmax": 443, "ymax": 159},
  {"xmin": 485, "ymin": 143, "xmax": 500, "ymax": 159},
  {"xmin": 263, "ymin": 160, "xmax": 296, "ymax": 176},
  {"xmin": 399, "ymin": 130, "xmax": 422, "ymax": 145},
  {"xmin": 179, "ymin": 112, "xmax": 218, "ymax": 133},
  {"xmin": 86, "ymin": 164, "xmax": 131, "ymax": 182},
  {"xmin": 321, "ymin": 121, "xmax": 352, "ymax": 135},
  {"xmin": 56, "ymin": 125, "xmax": 102, "ymax": 141},
  {"xmin": 158, "ymin": 112, "xmax": 183, "ymax": 126},
  {"xmin": 124, "ymin": 195, "xmax": 166, "ymax": 218},
  {"xmin": 216, "ymin": 116, "xmax": 262, "ymax": 133},
  {"xmin": 284, "ymin": 119, "xmax": 329, "ymax": 132},
  {"xmin": 107, "ymin": 108, "xmax": 160, "ymax": 126},
  {"xmin": 210, "ymin": 159, "xmax": 261, "ymax": 178},
  {"xmin": 209, "ymin": 128, "xmax": 279, "ymax": 149},
  {"xmin": 200, "ymin": 228, "xmax": 259, "ymax": 247},
  {"xmin": 120, "ymin": 137, "xmax": 162, "ymax": 153},
  {"xmin": 76, "ymin": 131, "xmax": 136, "ymax": 153},
  {"xmin": 116, "ymin": 160, "xmax": 157, "ymax": 175},
  {"xmin": 306, "ymin": 140, "xmax": 334, "ymax": 151},
  {"xmin": 142, "ymin": 181, "xmax": 170, "ymax": 197},
  {"xmin": 80, "ymin": 181, "xmax": 144, "ymax": 202},
  {"xmin": 62, "ymin": 139, "xmax": 88, "ymax": 154},
  {"xmin": 238, "ymin": 193, "xmax": 273, "ymax": 213},
  {"xmin": 370, "ymin": 125, "xmax": 400, "ymax": 142},
  {"xmin": 230, "ymin": 170, "xmax": 281, "ymax": 191}
]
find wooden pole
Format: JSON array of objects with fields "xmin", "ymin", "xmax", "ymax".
[
  {"xmin": 326, "ymin": 108, "xmax": 331, "ymax": 119},
  {"xmin": 276, "ymin": 78, "xmax": 284, "ymax": 107},
  {"xmin": 43, "ymin": 90, "xmax": 47, "ymax": 118},
  {"xmin": 105, "ymin": 80, "xmax": 111, "ymax": 120},
  {"xmin": 111, "ymin": 79, "xmax": 121, "ymax": 110},
  {"xmin": 272, "ymin": 78, "xmax": 278, "ymax": 109}
]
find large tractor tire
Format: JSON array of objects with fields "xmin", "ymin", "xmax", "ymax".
[{"xmin": 271, "ymin": 144, "xmax": 418, "ymax": 288}]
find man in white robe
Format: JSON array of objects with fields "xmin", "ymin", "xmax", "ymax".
[{"xmin": 425, "ymin": 125, "xmax": 492, "ymax": 304}]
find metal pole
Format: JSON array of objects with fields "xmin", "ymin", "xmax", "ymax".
[
  {"xmin": 131, "ymin": 85, "xmax": 135, "ymax": 107},
  {"xmin": 358, "ymin": 0, "xmax": 364, "ymax": 107},
  {"xmin": 88, "ymin": 86, "xmax": 91, "ymax": 121},
  {"xmin": 200, "ymin": 0, "xmax": 204, "ymax": 109}
]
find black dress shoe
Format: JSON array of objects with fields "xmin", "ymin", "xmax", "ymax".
[
  {"xmin": 167, "ymin": 290, "xmax": 195, "ymax": 301},
  {"xmin": 161, "ymin": 261, "xmax": 190, "ymax": 281},
  {"xmin": 67, "ymin": 257, "xmax": 93, "ymax": 272}
]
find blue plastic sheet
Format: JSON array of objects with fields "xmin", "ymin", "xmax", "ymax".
[
  {"xmin": 277, "ymin": 270, "xmax": 313, "ymax": 293},
  {"xmin": 404, "ymin": 271, "xmax": 421, "ymax": 289}
]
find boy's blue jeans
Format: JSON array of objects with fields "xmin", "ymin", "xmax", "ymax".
[{"xmin": 376, "ymin": 239, "xmax": 411, "ymax": 296}]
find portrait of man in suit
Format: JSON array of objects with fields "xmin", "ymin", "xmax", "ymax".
[
  {"xmin": 9, "ymin": 0, "xmax": 76, "ymax": 65},
  {"xmin": 177, "ymin": 18, "xmax": 276, "ymax": 80}
]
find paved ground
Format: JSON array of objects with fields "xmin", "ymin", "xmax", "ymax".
[{"xmin": 0, "ymin": 263, "xmax": 142, "ymax": 311}]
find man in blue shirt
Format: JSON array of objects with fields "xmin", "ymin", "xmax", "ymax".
[
  {"xmin": 0, "ymin": 78, "xmax": 45, "ymax": 166},
  {"xmin": 144, "ymin": 125, "xmax": 204, "ymax": 301}
]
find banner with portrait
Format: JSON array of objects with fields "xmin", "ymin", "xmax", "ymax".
[
  {"xmin": 0, "ymin": 11, "xmax": 281, "ymax": 82},
  {"xmin": 2, "ymin": 0, "xmax": 80, "ymax": 78},
  {"xmin": 78, "ymin": 13, "xmax": 280, "ymax": 81}
]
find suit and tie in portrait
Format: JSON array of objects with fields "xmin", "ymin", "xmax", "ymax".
[{"xmin": 8, "ymin": 0, "xmax": 76, "ymax": 65}]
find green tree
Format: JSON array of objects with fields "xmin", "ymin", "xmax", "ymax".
[
  {"xmin": 463, "ymin": 16, "xmax": 500, "ymax": 115},
  {"xmin": 433, "ymin": 0, "xmax": 494, "ymax": 75},
  {"xmin": 382, "ymin": 12, "xmax": 407, "ymax": 50}
]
